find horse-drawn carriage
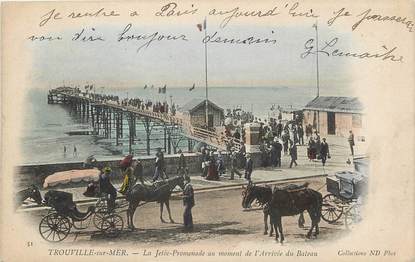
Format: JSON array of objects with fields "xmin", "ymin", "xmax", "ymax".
[
  {"xmin": 20, "ymin": 167, "xmax": 187, "ymax": 242},
  {"xmin": 321, "ymin": 157, "xmax": 368, "ymax": 228},
  {"xmin": 36, "ymin": 168, "xmax": 125, "ymax": 242},
  {"xmin": 39, "ymin": 190, "xmax": 124, "ymax": 242}
]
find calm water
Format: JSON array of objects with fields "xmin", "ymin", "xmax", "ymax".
[{"xmin": 20, "ymin": 86, "xmax": 316, "ymax": 164}]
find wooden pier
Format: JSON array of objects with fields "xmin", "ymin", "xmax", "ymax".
[{"xmin": 47, "ymin": 87, "xmax": 242, "ymax": 155}]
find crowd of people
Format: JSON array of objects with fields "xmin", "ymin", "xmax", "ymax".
[
  {"xmin": 72, "ymin": 86, "xmax": 177, "ymax": 116},
  {"xmin": 83, "ymin": 126, "xmax": 357, "ymax": 232},
  {"xmin": 225, "ymin": 108, "xmax": 254, "ymax": 126},
  {"xmin": 257, "ymin": 120, "xmax": 333, "ymax": 168},
  {"xmin": 198, "ymin": 145, "xmax": 253, "ymax": 182}
]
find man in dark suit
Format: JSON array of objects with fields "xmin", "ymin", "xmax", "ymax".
[
  {"xmin": 133, "ymin": 159, "xmax": 144, "ymax": 185},
  {"xmin": 289, "ymin": 143, "xmax": 298, "ymax": 168},
  {"xmin": 152, "ymin": 148, "xmax": 168, "ymax": 182},
  {"xmin": 244, "ymin": 154, "xmax": 253, "ymax": 182},
  {"xmin": 276, "ymin": 121, "xmax": 283, "ymax": 138},
  {"xmin": 320, "ymin": 138, "xmax": 330, "ymax": 166},
  {"xmin": 99, "ymin": 167, "xmax": 117, "ymax": 211},
  {"xmin": 348, "ymin": 130, "xmax": 355, "ymax": 156},
  {"xmin": 182, "ymin": 176, "xmax": 195, "ymax": 231},
  {"xmin": 275, "ymin": 139, "xmax": 283, "ymax": 167},
  {"xmin": 177, "ymin": 149, "xmax": 187, "ymax": 176},
  {"xmin": 298, "ymin": 125, "xmax": 304, "ymax": 145},
  {"xmin": 230, "ymin": 151, "xmax": 242, "ymax": 180}
]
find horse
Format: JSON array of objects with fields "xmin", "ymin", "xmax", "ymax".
[
  {"xmin": 269, "ymin": 185, "xmax": 322, "ymax": 243},
  {"xmin": 15, "ymin": 185, "xmax": 43, "ymax": 209},
  {"xmin": 125, "ymin": 175, "xmax": 186, "ymax": 230},
  {"xmin": 241, "ymin": 183, "xmax": 305, "ymax": 236}
]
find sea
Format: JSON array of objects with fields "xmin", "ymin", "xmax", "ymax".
[{"xmin": 20, "ymin": 86, "xmax": 318, "ymax": 164}]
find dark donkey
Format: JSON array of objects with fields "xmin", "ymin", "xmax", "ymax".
[
  {"xmin": 126, "ymin": 175, "xmax": 186, "ymax": 230},
  {"xmin": 242, "ymin": 183, "xmax": 305, "ymax": 236},
  {"xmin": 16, "ymin": 185, "xmax": 43, "ymax": 209},
  {"xmin": 269, "ymin": 185, "xmax": 322, "ymax": 243}
]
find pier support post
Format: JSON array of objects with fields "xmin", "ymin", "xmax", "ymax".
[
  {"xmin": 108, "ymin": 108, "xmax": 111, "ymax": 138},
  {"xmin": 167, "ymin": 128, "xmax": 171, "ymax": 154},
  {"xmin": 120, "ymin": 113, "xmax": 123, "ymax": 137},
  {"xmin": 115, "ymin": 111, "xmax": 121, "ymax": 146},
  {"xmin": 96, "ymin": 106, "xmax": 101, "ymax": 135},
  {"xmin": 91, "ymin": 104, "xmax": 95, "ymax": 131},
  {"xmin": 82, "ymin": 102, "xmax": 86, "ymax": 120},
  {"xmin": 86, "ymin": 102, "xmax": 90, "ymax": 120},
  {"xmin": 143, "ymin": 117, "xmax": 152, "ymax": 156},
  {"xmin": 103, "ymin": 108, "xmax": 108, "ymax": 138},
  {"xmin": 128, "ymin": 112, "xmax": 134, "ymax": 155},
  {"xmin": 164, "ymin": 125, "xmax": 167, "ymax": 152},
  {"xmin": 188, "ymin": 139, "xmax": 192, "ymax": 152}
]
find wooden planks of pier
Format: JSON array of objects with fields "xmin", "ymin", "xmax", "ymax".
[{"xmin": 47, "ymin": 88, "xmax": 242, "ymax": 155}]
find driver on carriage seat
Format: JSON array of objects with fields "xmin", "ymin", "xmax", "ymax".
[{"xmin": 99, "ymin": 167, "xmax": 117, "ymax": 211}]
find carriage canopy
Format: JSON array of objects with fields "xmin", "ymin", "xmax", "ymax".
[{"xmin": 43, "ymin": 168, "xmax": 101, "ymax": 188}]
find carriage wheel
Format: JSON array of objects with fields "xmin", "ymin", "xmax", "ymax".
[
  {"xmin": 95, "ymin": 198, "xmax": 107, "ymax": 210},
  {"xmin": 93, "ymin": 208, "xmax": 108, "ymax": 230},
  {"xmin": 345, "ymin": 204, "xmax": 362, "ymax": 229},
  {"xmin": 100, "ymin": 214, "xmax": 123, "ymax": 238},
  {"xmin": 39, "ymin": 213, "xmax": 71, "ymax": 242},
  {"xmin": 321, "ymin": 194, "xmax": 343, "ymax": 223}
]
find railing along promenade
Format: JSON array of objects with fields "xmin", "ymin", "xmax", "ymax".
[{"xmin": 52, "ymin": 90, "xmax": 243, "ymax": 152}]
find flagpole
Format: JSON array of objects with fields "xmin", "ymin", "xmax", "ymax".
[
  {"xmin": 204, "ymin": 17, "xmax": 209, "ymax": 128},
  {"xmin": 314, "ymin": 21, "xmax": 320, "ymax": 133},
  {"xmin": 315, "ymin": 21, "xmax": 320, "ymax": 98}
]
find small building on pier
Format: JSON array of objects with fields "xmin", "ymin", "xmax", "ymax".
[
  {"xmin": 303, "ymin": 96, "xmax": 365, "ymax": 137},
  {"xmin": 179, "ymin": 99, "xmax": 224, "ymax": 128}
]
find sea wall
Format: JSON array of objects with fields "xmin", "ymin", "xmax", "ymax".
[{"xmin": 16, "ymin": 152, "xmax": 262, "ymax": 188}]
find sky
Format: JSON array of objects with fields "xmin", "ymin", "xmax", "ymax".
[{"xmin": 29, "ymin": 19, "xmax": 354, "ymax": 95}]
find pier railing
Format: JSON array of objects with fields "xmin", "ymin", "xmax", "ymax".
[{"xmin": 50, "ymin": 89, "xmax": 243, "ymax": 152}]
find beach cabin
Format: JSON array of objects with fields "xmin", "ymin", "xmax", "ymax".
[
  {"xmin": 303, "ymin": 96, "xmax": 365, "ymax": 137},
  {"xmin": 179, "ymin": 99, "xmax": 224, "ymax": 128}
]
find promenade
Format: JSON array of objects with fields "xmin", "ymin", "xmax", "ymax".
[{"xmin": 19, "ymin": 135, "xmax": 366, "ymax": 209}]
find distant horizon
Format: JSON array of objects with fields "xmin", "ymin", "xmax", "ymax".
[{"xmin": 36, "ymin": 83, "xmax": 347, "ymax": 90}]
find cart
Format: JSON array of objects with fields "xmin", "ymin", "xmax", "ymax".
[
  {"xmin": 321, "ymin": 167, "xmax": 368, "ymax": 228},
  {"xmin": 39, "ymin": 169, "xmax": 125, "ymax": 242},
  {"xmin": 38, "ymin": 190, "xmax": 124, "ymax": 242}
]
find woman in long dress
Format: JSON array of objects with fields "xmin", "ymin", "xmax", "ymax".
[
  {"xmin": 308, "ymin": 138, "xmax": 317, "ymax": 160},
  {"xmin": 206, "ymin": 152, "xmax": 219, "ymax": 181},
  {"xmin": 119, "ymin": 155, "xmax": 134, "ymax": 194}
]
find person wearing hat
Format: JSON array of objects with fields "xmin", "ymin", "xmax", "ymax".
[
  {"xmin": 99, "ymin": 167, "xmax": 117, "ymax": 211},
  {"xmin": 230, "ymin": 151, "xmax": 242, "ymax": 180},
  {"xmin": 132, "ymin": 159, "xmax": 144, "ymax": 185},
  {"xmin": 320, "ymin": 138, "xmax": 330, "ymax": 166},
  {"xmin": 298, "ymin": 124, "xmax": 304, "ymax": 145},
  {"xmin": 289, "ymin": 142, "xmax": 298, "ymax": 168},
  {"xmin": 348, "ymin": 130, "xmax": 355, "ymax": 156},
  {"xmin": 206, "ymin": 151, "xmax": 219, "ymax": 181},
  {"xmin": 177, "ymin": 149, "xmax": 187, "ymax": 176},
  {"xmin": 119, "ymin": 155, "xmax": 134, "ymax": 195},
  {"xmin": 83, "ymin": 154, "xmax": 97, "ymax": 168},
  {"xmin": 182, "ymin": 175, "xmax": 195, "ymax": 231},
  {"xmin": 201, "ymin": 147, "xmax": 209, "ymax": 177},
  {"xmin": 216, "ymin": 151, "xmax": 225, "ymax": 175},
  {"xmin": 153, "ymin": 148, "xmax": 168, "ymax": 182},
  {"xmin": 244, "ymin": 153, "xmax": 253, "ymax": 182}
]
